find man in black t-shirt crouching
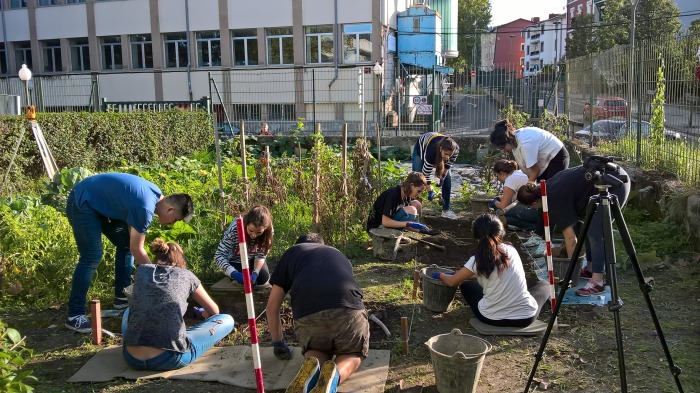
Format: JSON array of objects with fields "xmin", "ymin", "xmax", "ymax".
[{"xmin": 266, "ymin": 233, "xmax": 369, "ymax": 393}]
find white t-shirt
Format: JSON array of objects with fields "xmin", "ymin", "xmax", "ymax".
[
  {"xmin": 503, "ymin": 170, "xmax": 528, "ymax": 203},
  {"xmin": 464, "ymin": 244, "xmax": 537, "ymax": 321},
  {"xmin": 512, "ymin": 127, "xmax": 564, "ymax": 176}
]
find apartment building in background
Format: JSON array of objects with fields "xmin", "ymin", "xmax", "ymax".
[
  {"xmin": 523, "ymin": 13, "xmax": 566, "ymax": 77},
  {"xmin": 0, "ymin": 0, "xmax": 458, "ymax": 128}
]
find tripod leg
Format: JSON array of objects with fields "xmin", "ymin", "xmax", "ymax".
[
  {"xmin": 599, "ymin": 194, "xmax": 628, "ymax": 391},
  {"xmin": 524, "ymin": 197, "xmax": 599, "ymax": 392},
  {"xmin": 610, "ymin": 199, "xmax": 685, "ymax": 392}
]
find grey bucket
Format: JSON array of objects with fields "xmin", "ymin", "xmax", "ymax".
[
  {"xmin": 425, "ymin": 328, "xmax": 492, "ymax": 393},
  {"xmin": 420, "ymin": 265, "xmax": 457, "ymax": 313},
  {"xmin": 369, "ymin": 228, "xmax": 403, "ymax": 261},
  {"xmin": 552, "ymin": 256, "xmax": 584, "ymax": 287}
]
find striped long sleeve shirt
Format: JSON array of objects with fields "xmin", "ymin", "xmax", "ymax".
[
  {"xmin": 214, "ymin": 221, "xmax": 267, "ymax": 277},
  {"xmin": 415, "ymin": 132, "xmax": 459, "ymax": 183}
]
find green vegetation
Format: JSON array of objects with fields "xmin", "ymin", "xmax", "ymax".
[{"xmin": 0, "ymin": 321, "xmax": 36, "ymax": 392}]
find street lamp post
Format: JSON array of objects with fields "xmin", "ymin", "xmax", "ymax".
[
  {"xmin": 373, "ymin": 61, "xmax": 384, "ymax": 190},
  {"xmin": 18, "ymin": 64, "xmax": 32, "ymax": 111},
  {"xmin": 553, "ymin": 21, "xmax": 561, "ymax": 116}
]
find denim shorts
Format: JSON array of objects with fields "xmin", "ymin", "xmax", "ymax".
[
  {"xmin": 294, "ymin": 308, "xmax": 369, "ymax": 358},
  {"xmin": 392, "ymin": 208, "xmax": 416, "ymax": 223}
]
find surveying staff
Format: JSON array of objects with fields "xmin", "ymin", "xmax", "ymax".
[
  {"xmin": 412, "ymin": 132, "xmax": 460, "ymax": 219},
  {"xmin": 517, "ymin": 165, "xmax": 631, "ymax": 296},
  {"xmin": 214, "ymin": 205, "xmax": 273, "ymax": 287},
  {"xmin": 490, "ymin": 159, "xmax": 539, "ymax": 231},
  {"xmin": 65, "ymin": 172, "xmax": 193, "ymax": 333},
  {"xmin": 121, "ymin": 238, "xmax": 234, "ymax": 371},
  {"xmin": 367, "ymin": 172, "xmax": 433, "ymax": 234},
  {"xmin": 433, "ymin": 214, "xmax": 549, "ymax": 327},
  {"xmin": 266, "ymin": 233, "xmax": 368, "ymax": 393},
  {"xmin": 490, "ymin": 120, "xmax": 569, "ymax": 184}
]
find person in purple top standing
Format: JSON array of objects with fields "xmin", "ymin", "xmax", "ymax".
[{"xmin": 64, "ymin": 172, "xmax": 193, "ymax": 333}]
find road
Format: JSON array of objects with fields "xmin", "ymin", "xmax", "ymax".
[{"xmin": 442, "ymin": 93, "xmax": 501, "ymax": 135}]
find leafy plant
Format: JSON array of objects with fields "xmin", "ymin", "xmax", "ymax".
[
  {"xmin": 40, "ymin": 167, "xmax": 93, "ymax": 213},
  {"xmin": 0, "ymin": 321, "xmax": 37, "ymax": 392},
  {"xmin": 499, "ymin": 103, "xmax": 530, "ymax": 129}
]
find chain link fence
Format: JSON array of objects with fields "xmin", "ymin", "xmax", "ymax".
[{"xmin": 566, "ymin": 31, "xmax": 700, "ymax": 187}]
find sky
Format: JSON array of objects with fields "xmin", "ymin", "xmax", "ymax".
[{"xmin": 490, "ymin": 0, "xmax": 567, "ymax": 27}]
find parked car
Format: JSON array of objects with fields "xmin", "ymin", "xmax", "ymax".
[
  {"xmin": 583, "ymin": 96, "xmax": 628, "ymax": 120},
  {"xmin": 574, "ymin": 120, "xmax": 682, "ymax": 141}
]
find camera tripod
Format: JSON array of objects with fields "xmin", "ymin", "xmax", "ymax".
[{"xmin": 524, "ymin": 163, "xmax": 684, "ymax": 393}]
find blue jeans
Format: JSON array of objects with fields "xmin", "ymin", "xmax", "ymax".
[
  {"xmin": 504, "ymin": 204, "xmax": 540, "ymax": 231},
  {"xmin": 121, "ymin": 308, "xmax": 235, "ymax": 371},
  {"xmin": 66, "ymin": 191, "xmax": 134, "ymax": 317},
  {"xmin": 391, "ymin": 208, "xmax": 417, "ymax": 223},
  {"xmin": 412, "ymin": 145, "xmax": 452, "ymax": 211}
]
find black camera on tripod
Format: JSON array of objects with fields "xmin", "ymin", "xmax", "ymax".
[{"xmin": 583, "ymin": 155, "xmax": 629, "ymax": 189}]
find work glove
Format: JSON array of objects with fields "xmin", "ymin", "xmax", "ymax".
[
  {"xmin": 230, "ymin": 271, "xmax": 244, "ymax": 284},
  {"xmin": 193, "ymin": 307, "xmax": 205, "ymax": 320},
  {"xmin": 406, "ymin": 222, "xmax": 429, "ymax": 232},
  {"xmin": 250, "ymin": 272, "xmax": 258, "ymax": 285},
  {"xmin": 488, "ymin": 197, "xmax": 501, "ymax": 209},
  {"xmin": 272, "ymin": 340, "xmax": 292, "ymax": 360},
  {"xmin": 437, "ymin": 175, "xmax": 446, "ymax": 187},
  {"xmin": 428, "ymin": 190, "xmax": 435, "ymax": 201},
  {"xmin": 431, "ymin": 271, "xmax": 454, "ymax": 280}
]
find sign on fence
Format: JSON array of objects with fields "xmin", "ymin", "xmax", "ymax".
[{"xmin": 417, "ymin": 104, "xmax": 432, "ymax": 115}]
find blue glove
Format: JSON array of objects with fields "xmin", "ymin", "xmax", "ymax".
[
  {"xmin": 250, "ymin": 272, "xmax": 258, "ymax": 285},
  {"xmin": 437, "ymin": 175, "xmax": 446, "ymax": 187},
  {"xmin": 406, "ymin": 222, "xmax": 429, "ymax": 232},
  {"xmin": 488, "ymin": 197, "xmax": 501, "ymax": 209},
  {"xmin": 428, "ymin": 190, "xmax": 435, "ymax": 201},
  {"xmin": 193, "ymin": 307, "xmax": 205, "ymax": 319},
  {"xmin": 431, "ymin": 272, "xmax": 442, "ymax": 280},
  {"xmin": 272, "ymin": 340, "xmax": 292, "ymax": 360},
  {"xmin": 231, "ymin": 271, "xmax": 244, "ymax": 284}
]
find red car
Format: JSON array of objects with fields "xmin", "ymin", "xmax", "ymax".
[{"xmin": 583, "ymin": 96, "xmax": 628, "ymax": 120}]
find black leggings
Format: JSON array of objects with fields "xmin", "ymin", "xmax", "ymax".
[
  {"xmin": 230, "ymin": 259, "xmax": 270, "ymax": 285},
  {"xmin": 537, "ymin": 146, "xmax": 570, "ymax": 182},
  {"xmin": 459, "ymin": 280, "xmax": 550, "ymax": 327}
]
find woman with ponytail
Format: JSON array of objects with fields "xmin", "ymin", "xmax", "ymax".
[
  {"xmin": 433, "ymin": 215, "xmax": 549, "ymax": 327},
  {"xmin": 412, "ymin": 132, "xmax": 460, "ymax": 219},
  {"xmin": 121, "ymin": 238, "xmax": 234, "ymax": 371}
]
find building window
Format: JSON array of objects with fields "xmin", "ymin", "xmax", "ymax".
[
  {"xmin": 0, "ymin": 44, "xmax": 6, "ymax": 75},
  {"xmin": 196, "ymin": 31, "xmax": 221, "ymax": 67},
  {"xmin": 541, "ymin": 24, "xmax": 545, "ymax": 34},
  {"xmin": 66, "ymin": 0, "xmax": 86, "ymax": 3},
  {"xmin": 232, "ymin": 104, "xmax": 261, "ymax": 121},
  {"xmin": 164, "ymin": 32, "xmax": 188, "ymax": 68},
  {"xmin": 232, "ymin": 29, "xmax": 258, "ymax": 66},
  {"xmin": 70, "ymin": 38, "xmax": 90, "ymax": 71},
  {"xmin": 38, "ymin": 0, "xmax": 58, "ymax": 5},
  {"xmin": 42, "ymin": 40, "xmax": 62, "ymax": 73},
  {"xmin": 343, "ymin": 23, "xmax": 371, "ymax": 63},
  {"xmin": 14, "ymin": 41, "xmax": 32, "ymax": 70},
  {"xmin": 266, "ymin": 27, "xmax": 294, "ymax": 65},
  {"xmin": 520, "ymin": 43, "xmax": 524, "ymax": 51},
  {"xmin": 526, "ymin": 46, "xmax": 529, "ymax": 55},
  {"xmin": 131, "ymin": 34, "xmax": 153, "ymax": 69},
  {"xmin": 101, "ymin": 36, "xmax": 122, "ymax": 70},
  {"xmin": 10, "ymin": 0, "xmax": 28, "ymax": 8},
  {"xmin": 269, "ymin": 104, "xmax": 295, "ymax": 121},
  {"xmin": 305, "ymin": 25, "xmax": 334, "ymax": 64}
]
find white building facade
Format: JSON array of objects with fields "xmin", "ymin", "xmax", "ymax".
[{"xmin": 523, "ymin": 13, "xmax": 567, "ymax": 77}]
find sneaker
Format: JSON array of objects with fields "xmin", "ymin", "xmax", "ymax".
[
  {"xmin": 579, "ymin": 268, "xmax": 593, "ymax": 279},
  {"xmin": 113, "ymin": 297, "xmax": 129, "ymax": 310},
  {"xmin": 65, "ymin": 314, "xmax": 92, "ymax": 334},
  {"xmin": 441, "ymin": 210, "xmax": 458, "ymax": 220},
  {"xmin": 309, "ymin": 361, "xmax": 340, "ymax": 393},
  {"xmin": 576, "ymin": 280, "xmax": 605, "ymax": 297},
  {"xmin": 286, "ymin": 357, "xmax": 320, "ymax": 393}
]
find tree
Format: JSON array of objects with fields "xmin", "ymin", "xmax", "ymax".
[
  {"xmin": 633, "ymin": 0, "xmax": 681, "ymax": 43},
  {"xmin": 446, "ymin": 0, "xmax": 491, "ymax": 73},
  {"xmin": 566, "ymin": 13, "xmax": 598, "ymax": 58},
  {"xmin": 598, "ymin": 0, "xmax": 629, "ymax": 50},
  {"xmin": 650, "ymin": 55, "xmax": 665, "ymax": 148}
]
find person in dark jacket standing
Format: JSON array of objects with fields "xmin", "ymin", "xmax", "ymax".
[{"xmin": 412, "ymin": 132, "xmax": 459, "ymax": 219}]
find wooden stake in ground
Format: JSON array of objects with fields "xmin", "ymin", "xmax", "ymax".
[
  {"xmin": 412, "ymin": 270, "xmax": 420, "ymax": 300},
  {"xmin": 240, "ymin": 120, "xmax": 249, "ymax": 204},
  {"xmin": 90, "ymin": 300, "xmax": 102, "ymax": 345},
  {"xmin": 312, "ymin": 123, "xmax": 321, "ymax": 232},
  {"xmin": 401, "ymin": 316, "xmax": 408, "ymax": 355}
]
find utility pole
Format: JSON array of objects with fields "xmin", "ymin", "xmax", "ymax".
[
  {"xmin": 627, "ymin": 0, "xmax": 639, "ymax": 130},
  {"xmin": 554, "ymin": 20, "xmax": 561, "ymax": 116}
]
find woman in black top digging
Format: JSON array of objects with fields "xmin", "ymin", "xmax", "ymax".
[
  {"xmin": 412, "ymin": 132, "xmax": 459, "ymax": 219},
  {"xmin": 367, "ymin": 172, "xmax": 432, "ymax": 234}
]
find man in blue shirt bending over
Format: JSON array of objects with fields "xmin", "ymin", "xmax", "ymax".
[{"xmin": 64, "ymin": 172, "xmax": 194, "ymax": 333}]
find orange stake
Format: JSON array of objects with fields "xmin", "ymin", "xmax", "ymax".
[
  {"xmin": 401, "ymin": 317, "xmax": 408, "ymax": 356},
  {"xmin": 90, "ymin": 300, "xmax": 102, "ymax": 345}
]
